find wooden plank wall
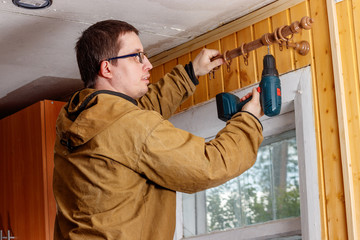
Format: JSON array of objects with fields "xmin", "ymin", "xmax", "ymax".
[
  {"xmin": 149, "ymin": 0, "xmax": 360, "ymax": 239},
  {"xmin": 43, "ymin": 100, "xmax": 66, "ymax": 240},
  {"xmin": 335, "ymin": 0, "xmax": 360, "ymax": 238}
]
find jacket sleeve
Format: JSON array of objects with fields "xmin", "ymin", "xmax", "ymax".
[
  {"xmin": 137, "ymin": 65, "xmax": 196, "ymax": 119},
  {"xmin": 137, "ymin": 111, "xmax": 264, "ymax": 193}
]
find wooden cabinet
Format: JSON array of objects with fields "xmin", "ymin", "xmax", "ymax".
[{"xmin": 0, "ymin": 100, "xmax": 65, "ymax": 240}]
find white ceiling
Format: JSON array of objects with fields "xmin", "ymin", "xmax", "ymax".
[{"xmin": 0, "ymin": 0, "xmax": 275, "ymax": 117}]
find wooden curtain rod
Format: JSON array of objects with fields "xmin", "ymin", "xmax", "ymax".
[{"xmin": 212, "ymin": 16, "xmax": 314, "ymax": 64}]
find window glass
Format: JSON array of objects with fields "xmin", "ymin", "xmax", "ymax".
[{"xmin": 184, "ymin": 130, "xmax": 300, "ymax": 236}]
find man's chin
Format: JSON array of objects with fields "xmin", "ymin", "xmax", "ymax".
[{"xmin": 136, "ymin": 87, "xmax": 149, "ymax": 99}]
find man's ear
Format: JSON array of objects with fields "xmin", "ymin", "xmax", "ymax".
[{"xmin": 99, "ymin": 61, "xmax": 112, "ymax": 78}]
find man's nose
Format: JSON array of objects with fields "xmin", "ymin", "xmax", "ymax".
[{"xmin": 143, "ymin": 56, "xmax": 153, "ymax": 70}]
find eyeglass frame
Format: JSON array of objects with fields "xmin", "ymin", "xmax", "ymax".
[{"xmin": 104, "ymin": 52, "xmax": 147, "ymax": 64}]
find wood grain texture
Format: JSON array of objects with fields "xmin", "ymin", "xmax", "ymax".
[
  {"xmin": 164, "ymin": 58, "xmax": 178, "ymax": 74},
  {"xmin": 336, "ymin": 0, "xmax": 360, "ymax": 238},
  {"xmin": 163, "ymin": 59, "xmax": 180, "ymax": 114},
  {"xmin": 149, "ymin": 0, "xmax": 305, "ymax": 67},
  {"xmin": 253, "ymin": 18, "xmax": 273, "ymax": 81},
  {"xmin": 149, "ymin": 65, "xmax": 164, "ymax": 84},
  {"xmin": 148, "ymin": 0, "xmax": 360, "ymax": 238},
  {"xmin": 294, "ymin": 1, "xmax": 327, "ymax": 239},
  {"xmin": 0, "ymin": 102, "xmax": 47, "ymax": 240},
  {"xmin": 0, "ymin": 101, "xmax": 65, "ymax": 240},
  {"xmin": 192, "ymin": 48, "xmax": 209, "ymax": 104},
  {"xmin": 290, "ymin": 2, "xmax": 312, "ymax": 68},
  {"xmin": 221, "ymin": 33, "xmax": 241, "ymax": 92},
  {"xmin": 237, "ymin": 26, "xmax": 258, "ymax": 87},
  {"xmin": 0, "ymin": 114, "xmax": 10, "ymax": 232},
  {"xmin": 309, "ymin": 0, "xmax": 347, "ymax": 238},
  {"xmin": 44, "ymin": 100, "xmax": 65, "ymax": 240},
  {"xmin": 178, "ymin": 53, "xmax": 193, "ymax": 111},
  {"xmin": 354, "ymin": 0, "xmax": 360, "ymax": 90},
  {"xmin": 271, "ymin": 10, "xmax": 294, "ymax": 74},
  {"xmin": 206, "ymin": 41, "xmax": 224, "ymax": 99},
  {"xmin": 350, "ymin": 0, "xmax": 360, "ymax": 234}
]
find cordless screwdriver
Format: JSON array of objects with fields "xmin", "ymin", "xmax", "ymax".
[{"xmin": 216, "ymin": 53, "xmax": 281, "ymax": 121}]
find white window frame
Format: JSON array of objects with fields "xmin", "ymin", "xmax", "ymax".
[{"xmin": 169, "ymin": 66, "xmax": 320, "ymax": 240}]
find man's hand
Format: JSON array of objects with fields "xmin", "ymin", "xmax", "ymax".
[
  {"xmin": 242, "ymin": 88, "xmax": 264, "ymax": 119},
  {"xmin": 192, "ymin": 48, "xmax": 224, "ymax": 77}
]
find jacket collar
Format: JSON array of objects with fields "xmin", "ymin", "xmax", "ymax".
[{"xmin": 66, "ymin": 89, "xmax": 138, "ymax": 117}]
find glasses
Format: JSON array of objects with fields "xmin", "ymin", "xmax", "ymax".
[{"xmin": 105, "ymin": 52, "xmax": 147, "ymax": 64}]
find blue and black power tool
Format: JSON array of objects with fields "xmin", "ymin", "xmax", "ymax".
[{"xmin": 216, "ymin": 53, "xmax": 281, "ymax": 121}]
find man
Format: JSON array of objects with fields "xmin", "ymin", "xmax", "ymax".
[{"xmin": 53, "ymin": 20, "xmax": 263, "ymax": 240}]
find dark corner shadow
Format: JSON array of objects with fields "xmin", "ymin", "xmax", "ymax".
[{"xmin": 0, "ymin": 76, "xmax": 84, "ymax": 119}]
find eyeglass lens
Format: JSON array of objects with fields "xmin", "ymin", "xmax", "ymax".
[{"xmin": 138, "ymin": 52, "xmax": 146, "ymax": 64}]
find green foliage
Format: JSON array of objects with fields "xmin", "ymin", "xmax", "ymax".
[{"xmin": 206, "ymin": 136, "xmax": 300, "ymax": 233}]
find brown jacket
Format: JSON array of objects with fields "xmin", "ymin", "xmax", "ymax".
[{"xmin": 53, "ymin": 65, "xmax": 263, "ymax": 240}]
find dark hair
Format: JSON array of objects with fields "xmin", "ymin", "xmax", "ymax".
[{"xmin": 75, "ymin": 20, "xmax": 139, "ymax": 88}]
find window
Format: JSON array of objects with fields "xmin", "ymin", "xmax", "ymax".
[
  {"xmin": 205, "ymin": 130, "xmax": 299, "ymax": 232},
  {"xmin": 170, "ymin": 66, "xmax": 321, "ymax": 240}
]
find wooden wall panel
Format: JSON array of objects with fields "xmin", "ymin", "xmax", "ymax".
[
  {"xmin": 290, "ymin": 2, "xmax": 312, "ymax": 68},
  {"xmin": 148, "ymin": 0, "xmax": 360, "ymax": 238},
  {"xmin": 163, "ymin": 59, "xmax": 180, "ymax": 113},
  {"xmin": 221, "ymin": 33, "xmax": 240, "ymax": 92},
  {"xmin": 253, "ymin": 19, "xmax": 274, "ymax": 81},
  {"xmin": 178, "ymin": 53, "xmax": 193, "ymax": 111},
  {"xmin": 237, "ymin": 26, "xmax": 258, "ymax": 87},
  {"xmin": 309, "ymin": 0, "xmax": 347, "ymax": 238},
  {"xmin": 0, "ymin": 115, "xmax": 10, "ymax": 232},
  {"xmin": 0, "ymin": 100, "xmax": 65, "ymax": 240},
  {"xmin": 351, "ymin": 0, "xmax": 360, "ymax": 233},
  {"xmin": 0, "ymin": 103, "xmax": 47, "ymax": 240},
  {"xmin": 14, "ymin": 103, "xmax": 47, "ymax": 240},
  {"xmin": 164, "ymin": 58, "xmax": 177, "ymax": 74},
  {"xmin": 336, "ymin": 0, "xmax": 360, "ymax": 236},
  {"xmin": 191, "ymin": 48, "xmax": 209, "ymax": 104},
  {"xmin": 205, "ymin": 41, "xmax": 223, "ymax": 99},
  {"xmin": 271, "ymin": 10, "xmax": 294, "ymax": 74},
  {"xmin": 44, "ymin": 100, "xmax": 65, "ymax": 240},
  {"xmin": 149, "ymin": 65, "xmax": 164, "ymax": 84},
  {"xmin": 354, "ymin": 0, "xmax": 360, "ymax": 84},
  {"xmin": 292, "ymin": 1, "xmax": 327, "ymax": 239}
]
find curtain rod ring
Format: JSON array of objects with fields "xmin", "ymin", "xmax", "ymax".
[
  {"xmin": 278, "ymin": 25, "xmax": 294, "ymax": 42},
  {"xmin": 241, "ymin": 43, "xmax": 249, "ymax": 66}
]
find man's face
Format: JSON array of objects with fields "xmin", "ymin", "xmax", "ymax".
[{"xmin": 109, "ymin": 32, "xmax": 153, "ymax": 99}]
